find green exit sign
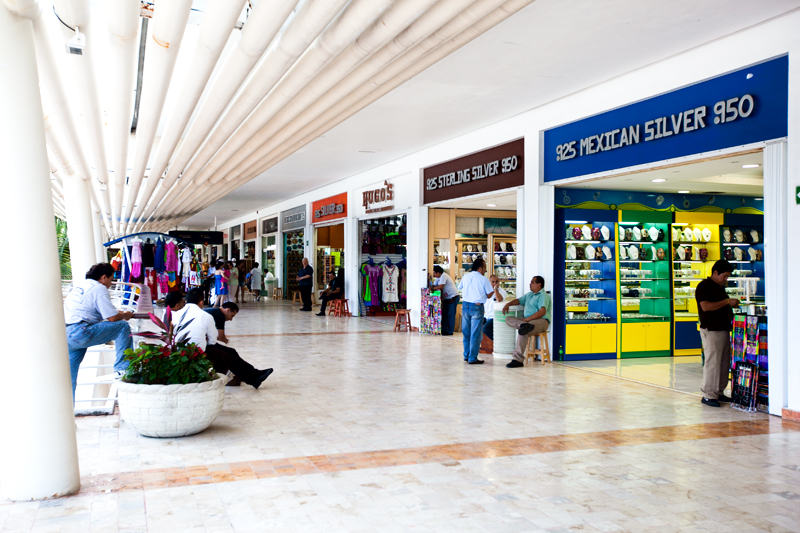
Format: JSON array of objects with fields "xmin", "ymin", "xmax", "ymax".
[{"xmin": 797, "ymin": 186, "xmax": 800, "ymax": 204}]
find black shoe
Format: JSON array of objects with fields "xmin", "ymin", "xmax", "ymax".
[
  {"xmin": 300, "ymin": 308, "xmax": 312, "ymax": 312},
  {"xmin": 468, "ymin": 359, "xmax": 484, "ymax": 365},
  {"xmin": 701, "ymin": 398, "xmax": 721, "ymax": 408},
  {"xmin": 517, "ymin": 323, "xmax": 535, "ymax": 336},
  {"xmin": 253, "ymin": 368, "xmax": 274, "ymax": 390},
  {"xmin": 506, "ymin": 360, "xmax": 524, "ymax": 368},
  {"xmin": 442, "ymin": 332, "xmax": 453, "ymax": 336},
  {"xmin": 717, "ymin": 395, "xmax": 733, "ymax": 403},
  {"xmin": 316, "ymin": 312, "xmax": 326, "ymax": 316}
]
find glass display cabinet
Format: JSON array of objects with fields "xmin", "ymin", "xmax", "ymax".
[{"xmin": 489, "ymin": 234, "xmax": 517, "ymax": 296}]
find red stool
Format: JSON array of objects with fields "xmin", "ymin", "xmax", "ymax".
[{"xmin": 331, "ymin": 299, "xmax": 350, "ymax": 317}]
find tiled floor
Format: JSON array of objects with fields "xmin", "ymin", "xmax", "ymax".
[
  {"xmin": 558, "ymin": 357, "xmax": 708, "ymax": 396},
  {"xmin": 2, "ymin": 300, "xmax": 799, "ymax": 532}
]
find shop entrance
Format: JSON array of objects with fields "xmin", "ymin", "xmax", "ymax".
[
  {"xmin": 315, "ymin": 223, "xmax": 344, "ymax": 289},
  {"xmin": 358, "ymin": 214, "xmax": 408, "ymax": 317},
  {"xmin": 427, "ymin": 190, "xmax": 518, "ymax": 335},
  {"xmin": 283, "ymin": 229, "xmax": 304, "ymax": 299},
  {"xmin": 554, "ymin": 151, "xmax": 766, "ymax": 407}
]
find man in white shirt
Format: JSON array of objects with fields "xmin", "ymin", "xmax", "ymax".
[
  {"xmin": 456, "ymin": 258, "xmax": 496, "ymax": 364},
  {"xmin": 64, "ymin": 263, "xmax": 133, "ymax": 400},
  {"xmin": 167, "ymin": 290, "xmax": 273, "ymax": 389},
  {"xmin": 249, "ymin": 262, "xmax": 263, "ymax": 301},
  {"xmin": 483, "ymin": 275, "xmax": 506, "ymax": 342},
  {"xmin": 430, "ymin": 265, "xmax": 459, "ymax": 335}
]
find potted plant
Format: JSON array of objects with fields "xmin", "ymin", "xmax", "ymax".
[{"xmin": 115, "ymin": 307, "xmax": 227, "ymax": 438}]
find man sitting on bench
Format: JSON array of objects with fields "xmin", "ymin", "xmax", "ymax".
[
  {"xmin": 166, "ymin": 290, "xmax": 273, "ymax": 389},
  {"xmin": 64, "ymin": 263, "xmax": 133, "ymax": 401}
]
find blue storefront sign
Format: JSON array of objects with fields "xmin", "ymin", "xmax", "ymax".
[{"xmin": 541, "ymin": 56, "xmax": 788, "ymax": 183}]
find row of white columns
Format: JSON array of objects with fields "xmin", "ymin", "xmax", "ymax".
[{"xmin": 0, "ymin": 5, "xmax": 82, "ymax": 500}]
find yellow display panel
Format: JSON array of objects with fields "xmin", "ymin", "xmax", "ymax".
[
  {"xmin": 565, "ymin": 324, "xmax": 592, "ymax": 354},
  {"xmin": 591, "ymin": 324, "xmax": 617, "ymax": 353},
  {"xmin": 646, "ymin": 322, "xmax": 671, "ymax": 351},
  {"xmin": 621, "ymin": 323, "xmax": 647, "ymax": 353}
]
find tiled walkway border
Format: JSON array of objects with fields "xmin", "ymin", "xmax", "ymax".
[{"xmin": 78, "ymin": 419, "xmax": 798, "ymax": 495}]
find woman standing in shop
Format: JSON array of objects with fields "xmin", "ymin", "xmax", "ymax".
[
  {"xmin": 296, "ymin": 257, "xmax": 314, "ymax": 311},
  {"xmin": 214, "ymin": 261, "xmax": 230, "ymax": 308}
]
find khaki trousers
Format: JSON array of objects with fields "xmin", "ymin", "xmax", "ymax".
[
  {"xmin": 506, "ymin": 317, "xmax": 549, "ymax": 363},
  {"xmin": 699, "ymin": 328, "xmax": 731, "ymax": 400}
]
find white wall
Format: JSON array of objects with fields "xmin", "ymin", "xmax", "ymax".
[{"xmin": 211, "ymin": 11, "xmax": 799, "ymax": 414}]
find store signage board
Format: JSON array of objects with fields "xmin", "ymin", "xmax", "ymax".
[
  {"xmin": 168, "ymin": 230, "xmax": 223, "ymax": 245},
  {"xmin": 281, "ymin": 205, "xmax": 306, "ymax": 231},
  {"xmin": 542, "ymin": 56, "xmax": 788, "ymax": 183},
  {"xmin": 312, "ymin": 192, "xmax": 348, "ymax": 223},
  {"xmin": 362, "ymin": 180, "xmax": 395, "ymax": 214},
  {"xmin": 262, "ymin": 216, "xmax": 278, "ymax": 234},
  {"xmin": 422, "ymin": 139, "xmax": 524, "ymax": 204},
  {"xmin": 243, "ymin": 220, "xmax": 257, "ymax": 240}
]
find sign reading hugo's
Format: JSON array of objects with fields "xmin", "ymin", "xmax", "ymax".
[
  {"xmin": 542, "ymin": 56, "xmax": 788, "ymax": 182},
  {"xmin": 281, "ymin": 205, "xmax": 306, "ymax": 231},
  {"xmin": 422, "ymin": 139, "xmax": 524, "ymax": 204},
  {"xmin": 312, "ymin": 193, "xmax": 347, "ymax": 223},
  {"xmin": 362, "ymin": 180, "xmax": 394, "ymax": 213}
]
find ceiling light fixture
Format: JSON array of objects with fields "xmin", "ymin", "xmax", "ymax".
[
  {"xmin": 678, "ymin": 190, "xmax": 690, "ymax": 194},
  {"xmin": 486, "ymin": 203, "xmax": 497, "ymax": 207},
  {"xmin": 742, "ymin": 164, "xmax": 760, "ymax": 169},
  {"xmin": 651, "ymin": 179, "xmax": 666, "ymax": 183},
  {"xmin": 755, "ymin": 197, "xmax": 764, "ymax": 201}
]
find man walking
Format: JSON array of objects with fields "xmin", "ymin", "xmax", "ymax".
[
  {"xmin": 502, "ymin": 276, "xmax": 551, "ymax": 368},
  {"xmin": 695, "ymin": 259, "xmax": 738, "ymax": 407},
  {"xmin": 430, "ymin": 265, "xmax": 459, "ymax": 335},
  {"xmin": 63, "ymin": 263, "xmax": 133, "ymax": 400},
  {"xmin": 457, "ymin": 258, "xmax": 495, "ymax": 364}
]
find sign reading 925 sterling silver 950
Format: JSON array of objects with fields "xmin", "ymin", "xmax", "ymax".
[
  {"xmin": 542, "ymin": 56, "xmax": 788, "ymax": 183},
  {"xmin": 422, "ymin": 139, "xmax": 524, "ymax": 204}
]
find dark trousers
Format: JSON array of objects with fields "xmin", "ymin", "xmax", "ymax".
[
  {"xmin": 320, "ymin": 293, "xmax": 340, "ymax": 314},
  {"xmin": 205, "ymin": 343, "xmax": 260, "ymax": 386},
  {"xmin": 483, "ymin": 318, "xmax": 494, "ymax": 341},
  {"xmin": 441, "ymin": 296, "xmax": 459, "ymax": 335},
  {"xmin": 299, "ymin": 285, "xmax": 312, "ymax": 309}
]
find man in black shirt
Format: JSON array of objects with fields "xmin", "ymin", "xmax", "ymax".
[
  {"xmin": 205, "ymin": 302, "xmax": 238, "ymax": 344},
  {"xmin": 695, "ymin": 259, "xmax": 739, "ymax": 407},
  {"xmin": 297, "ymin": 258, "xmax": 314, "ymax": 311}
]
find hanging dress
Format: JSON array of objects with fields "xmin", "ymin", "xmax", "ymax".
[
  {"xmin": 382, "ymin": 264, "xmax": 399, "ymax": 303},
  {"xmin": 130, "ymin": 240, "xmax": 143, "ymax": 278},
  {"xmin": 181, "ymin": 248, "xmax": 192, "ymax": 280},
  {"xmin": 154, "ymin": 239, "xmax": 166, "ymax": 273},
  {"xmin": 142, "ymin": 241, "xmax": 155, "ymax": 268},
  {"xmin": 364, "ymin": 265, "xmax": 382, "ymax": 306},
  {"xmin": 165, "ymin": 241, "xmax": 179, "ymax": 272}
]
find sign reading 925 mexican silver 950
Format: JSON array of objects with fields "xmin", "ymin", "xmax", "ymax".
[{"xmin": 542, "ymin": 56, "xmax": 788, "ymax": 183}]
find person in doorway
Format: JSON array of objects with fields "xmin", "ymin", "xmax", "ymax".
[
  {"xmin": 457, "ymin": 258, "xmax": 496, "ymax": 364},
  {"xmin": 502, "ymin": 275, "xmax": 552, "ymax": 368},
  {"xmin": 63, "ymin": 263, "xmax": 133, "ymax": 400},
  {"xmin": 696, "ymin": 259, "xmax": 738, "ymax": 407},
  {"xmin": 430, "ymin": 265, "xmax": 459, "ymax": 335},
  {"xmin": 236, "ymin": 260, "xmax": 248, "ymax": 303},
  {"xmin": 205, "ymin": 301, "xmax": 239, "ymax": 345},
  {"xmin": 483, "ymin": 275, "xmax": 506, "ymax": 341},
  {"xmin": 317, "ymin": 269, "xmax": 344, "ymax": 316},
  {"xmin": 296, "ymin": 257, "xmax": 314, "ymax": 311},
  {"xmin": 168, "ymin": 290, "xmax": 273, "ymax": 389},
  {"xmin": 250, "ymin": 262, "xmax": 263, "ymax": 301}
]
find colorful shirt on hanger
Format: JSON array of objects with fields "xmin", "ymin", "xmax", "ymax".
[
  {"xmin": 382, "ymin": 264, "xmax": 399, "ymax": 303},
  {"xmin": 363, "ymin": 265, "xmax": 382, "ymax": 306},
  {"xmin": 165, "ymin": 241, "xmax": 179, "ymax": 272}
]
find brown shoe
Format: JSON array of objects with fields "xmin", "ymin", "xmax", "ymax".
[{"xmin": 226, "ymin": 376, "xmax": 242, "ymax": 387}]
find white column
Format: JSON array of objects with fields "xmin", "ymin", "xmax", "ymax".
[
  {"xmin": 92, "ymin": 207, "xmax": 106, "ymax": 263},
  {"xmin": 62, "ymin": 174, "xmax": 98, "ymax": 281},
  {"xmin": 763, "ymin": 140, "xmax": 789, "ymax": 416},
  {"xmin": 0, "ymin": 4, "xmax": 80, "ymax": 500},
  {"xmin": 515, "ymin": 187, "xmax": 525, "ymax": 298}
]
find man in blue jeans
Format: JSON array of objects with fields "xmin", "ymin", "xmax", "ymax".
[
  {"xmin": 64, "ymin": 263, "xmax": 134, "ymax": 401},
  {"xmin": 457, "ymin": 258, "xmax": 495, "ymax": 364}
]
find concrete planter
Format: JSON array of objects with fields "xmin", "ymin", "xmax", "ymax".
[{"xmin": 117, "ymin": 374, "xmax": 227, "ymax": 438}]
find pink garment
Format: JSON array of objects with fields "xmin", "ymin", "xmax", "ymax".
[
  {"xmin": 365, "ymin": 265, "xmax": 382, "ymax": 306},
  {"xmin": 158, "ymin": 272, "xmax": 169, "ymax": 296},
  {"xmin": 131, "ymin": 240, "xmax": 143, "ymax": 278},
  {"xmin": 165, "ymin": 241, "xmax": 179, "ymax": 272}
]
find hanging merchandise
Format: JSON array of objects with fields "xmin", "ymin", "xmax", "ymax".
[
  {"xmin": 130, "ymin": 239, "xmax": 143, "ymax": 278},
  {"xmin": 154, "ymin": 238, "xmax": 166, "ymax": 273},
  {"xmin": 142, "ymin": 239, "xmax": 155, "ymax": 269},
  {"xmin": 358, "ymin": 215, "xmax": 408, "ymax": 316},
  {"xmin": 382, "ymin": 262, "xmax": 399, "ymax": 303},
  {"xmin": 181, "ymin": 247, "xmax": 192, "ymax": 281},
  {"xmin": 165, "ymin": 240, "xmax": 179, "ymax": 272}
]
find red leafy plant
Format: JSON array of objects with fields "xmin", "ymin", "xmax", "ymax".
[{"xmin": 122, "ymin": 306, "xmax": 216, "ymax": 385}]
